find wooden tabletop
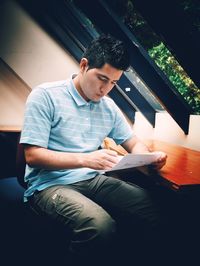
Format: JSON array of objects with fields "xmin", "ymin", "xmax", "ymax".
[
  {"xmin": 0, "ymin": 126, "xmax": 22, "ymax": 132},
  {"xmin": 145, "ymin": 140, "xmax": 200, "ymax": 186}
]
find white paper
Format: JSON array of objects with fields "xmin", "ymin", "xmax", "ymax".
[{"xmin": 103, "ymin": 151, "xmax": 163, "ymax": 172}]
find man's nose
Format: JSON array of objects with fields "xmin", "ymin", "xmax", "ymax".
[{"xmin": 100, "ymin": 83, "xmax": 114, "ymax": 93}]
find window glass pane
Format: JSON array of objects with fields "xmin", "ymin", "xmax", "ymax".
[
  {"xmin": 125, "ymin": 68, "xmax": 165, "ymax": 112},
  {"xmin": 107, "ymin": 0, "xmax": 200, "ymax": 114}
]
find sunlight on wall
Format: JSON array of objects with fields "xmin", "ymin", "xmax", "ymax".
[
  {"xmin": 133, "ymin": 112, "xmax": 200, "ymax": 151},
  {"xmin": 0, "ymin": 0, "xmax": 79, "ymax": 130},
  {"xmin": 0, "ymin": 0, "xmax": 79, "ymax": 88}
]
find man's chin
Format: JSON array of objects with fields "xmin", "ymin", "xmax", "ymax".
[{"xmin": 91, "ymin": 96, "xmax": 102, "ymax": 102}]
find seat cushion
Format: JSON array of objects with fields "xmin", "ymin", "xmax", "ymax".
[{"xmin": 0, "ymin": 176, "xmax": 25, "ymax": 202}]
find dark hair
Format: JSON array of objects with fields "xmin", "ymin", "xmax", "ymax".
[{"xmin": 82, "ymin": 34, "xmax": 130, "ymax": 71}]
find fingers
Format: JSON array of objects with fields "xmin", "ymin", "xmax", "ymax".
[
  {"xmin": 87, "ymin": 149, "xmax": 120, "ymax": 170},
  {"xmin": 151, "ymin": 151, "xmax": 167, "ymax": 170},
  {"xmin": 100, "ymin": 149, "xmax": 119, "ymax": 169},
  {"xmin": 152, "ymin": 151, "xmax": 167, "ymax": 160},
  {"xmin": 100, "ymin": 149, "xmax": 118, "ymax": 156},
  {"xmin": 99, "ymin": 149, "xmax": 118, "ymax": 161}
]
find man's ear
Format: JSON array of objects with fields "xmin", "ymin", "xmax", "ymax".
[{"xmin": 80, "ymin": 58, "xmax": 89, "ymax": 72}]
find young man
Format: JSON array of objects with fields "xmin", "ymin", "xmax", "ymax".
[{"xmin": 20, "ymin": 34, "xmax": 167, "ymax": 265}]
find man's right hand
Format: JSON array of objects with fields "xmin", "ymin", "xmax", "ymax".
[{"xmin": 84, "ymin": 149, "xmax": 119, "ymax": 170}]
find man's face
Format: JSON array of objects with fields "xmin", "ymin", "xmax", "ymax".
[{"xmin": 78, "ymin": 59, "xmax": 123, "ymax": 102}]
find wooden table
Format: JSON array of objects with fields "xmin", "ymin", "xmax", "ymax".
[{"xmin": 144, "ymin": 140, "xmax": 200, "ymax": 192}]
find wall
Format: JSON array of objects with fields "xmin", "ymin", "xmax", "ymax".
[
  {"xmin": 133, "ymin": 112, "xmax": 200, "ymax": 151},
  {"xmin": 0, "ymin": 0, "xmax": 79, "ymax": 129},
  {"xmin": 0, "ymin": 59, "xmax": 30, "ymax": 128},
  {"xmin": 0, "ymin": 0, "xmax": 199, "ymax": 151},
  {"xmin": 0, "ymin": 0, "xmax": 79, "ymax": 88}
]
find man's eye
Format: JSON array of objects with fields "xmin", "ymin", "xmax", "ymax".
[{"xmin": 98, "ymin": 77, "xmax": 108, "ymax": 82}]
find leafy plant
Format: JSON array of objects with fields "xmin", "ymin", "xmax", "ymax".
[
  {"xmin": 149, "ymin": 43, "xmax": 200, "ymax": 114},
  {"xmin": 109, "ymin": 0, "xmax": 200, "ymax": 114}
]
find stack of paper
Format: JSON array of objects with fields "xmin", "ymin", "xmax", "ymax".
[{"xmin": 104, "ymin": 151, "xmax": 163, "ymax": 172}]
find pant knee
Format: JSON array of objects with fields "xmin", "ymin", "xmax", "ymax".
[
  {"xmin": 70, "ymin": 210, "xmax": 116, "ymax": 256},
  {"xmin": 93, "ymin": 212, "xmax": 116, "ymax": 242},
  {"xmin": 75, "ymin": 211, "xmax": 116, "ymax": 243}
]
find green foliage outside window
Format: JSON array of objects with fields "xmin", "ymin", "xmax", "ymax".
[
  {"xmin": 148, "ymin": 43, "xmax": 200, "ymax": 114},
  {"xmin": 109, "ymin": 0, "xmax": 200, "ymax": 114}
]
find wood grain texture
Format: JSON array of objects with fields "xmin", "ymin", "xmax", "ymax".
[{"xmin": 144, "ymin": 139, "xmax": 200, "ymax": 186}]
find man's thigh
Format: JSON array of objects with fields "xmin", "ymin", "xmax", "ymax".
[
  {"xmin": 30, "ymin": 185, "xmax": 113, "ymax": 230},
  {"xmin": 89, "ymin": 175, "xmax": 158, "ymax": 227}
]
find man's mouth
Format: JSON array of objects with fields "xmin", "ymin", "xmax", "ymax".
[{"xmin": 96, "ymin": 93, "xmax": 104, "ymax": 97}]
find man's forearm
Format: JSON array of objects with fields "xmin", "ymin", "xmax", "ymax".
[
  {"xmin": 24, "ymin": 146, "xmax": 86, "ymax": 170},
  {"xmin": 122, "ymin": 136, "xmax": 151, "ymax": 154},
  {"xmin": 24, "ymin": 145, "xmax": 119, "ymax": 171},
  {"xmin": 130, "ymin": 141, "xmax": 151, "ymax": 154}
]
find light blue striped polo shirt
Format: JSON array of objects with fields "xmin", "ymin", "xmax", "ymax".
[{"xmin": 20, "ymin": 77, "xmax": 134, "ymax": 201}]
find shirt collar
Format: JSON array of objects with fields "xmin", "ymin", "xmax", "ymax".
[{"xmin": 68, "ymin": 75, "xmax": 101, "ymax": 106}]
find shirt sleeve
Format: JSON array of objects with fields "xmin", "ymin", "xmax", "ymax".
[
  {"xmin": 107, "ymin": 102, "xmax": 135, "ymax": 145},
  {"xmin": 20, "ymin": 87, "xmax": 54, "ymax": 148}
]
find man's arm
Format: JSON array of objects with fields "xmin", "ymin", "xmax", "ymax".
[
  {"xmin": 121, "ymin": 136, "xmax": 150, "ymax": 154},
  {"xmin": 121, "ymin": 136, "xmax": 167, "ymax": 170},
  {"xmin": 24, "ymin": 145, "xmax": 119, "ymax": 171}
]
